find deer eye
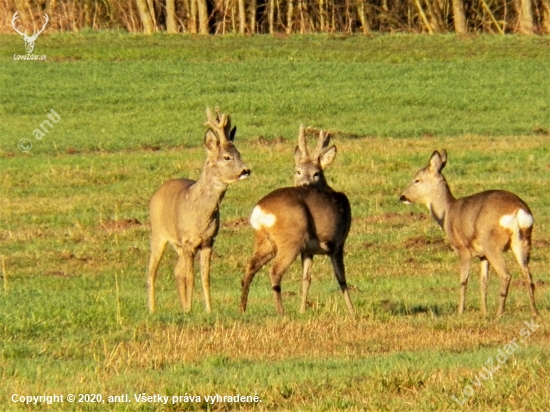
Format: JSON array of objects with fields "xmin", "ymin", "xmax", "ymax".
[
  {"xmin": 414, "ymin": 178, "xmax": 420, "ymax": 184},
  {"xmin": 296, "ymin": 170, "xmax": 302, "ymax": 175},
  {"xmin": 224, "ymin": 155, "xmax": 231, "ymax": 161}
]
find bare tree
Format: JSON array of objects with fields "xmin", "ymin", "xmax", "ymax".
[
  {"xmin": 452, "ymin": 0, "xmax": 468, "ymax": 33},
  {"xmin": 543, "ymin": 0, "xmax": 550, "ymax": 33},
  {"xmin": 516, "ymin": 0, "xmax": 535, "ymax": 34},
  {"xmin": 135, "ymin": 0, "xmax": 154, "ymax": 33},
  {"xmin": 166, "ymin": 0, "xmax": 178, "ymax": 33}
]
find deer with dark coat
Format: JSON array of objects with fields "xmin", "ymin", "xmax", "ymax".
[{"xmin": 240, "ymin": 126, "xmax": 354, "ymax": 315}]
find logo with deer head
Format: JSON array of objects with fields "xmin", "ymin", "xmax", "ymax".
[{"xmin": 12, "ymin": 11, "xmax": 48, "ymax": 54}]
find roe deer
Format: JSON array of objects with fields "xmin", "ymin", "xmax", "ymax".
[
  {"xmin": 293, "ymin": 125, "xmax": 335, "ymax": 188},
  {"xmin": 400, "ymin": 150, "xmax": 538, "ymax": 318},
  {"xmin": 147, "ymin": 108, "xmax": 250, "ymax": 313},
  {"xmin": 240, "ymin": 126, "xmax": 354, "ymax": 316}
]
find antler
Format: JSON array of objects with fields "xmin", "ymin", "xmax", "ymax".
[
  {"xmin": 311, "ymin": 130, "xmax": 331, "ymax": 159},
  {"xmin": 296, "ymin": 124, "xmax": 308, "ymax": 158},
  {"xmin": 11, "ymin": 11, "xmax": 26, "ymax": 37},
  {"xmin": 29, "ymin": 14, "xmax": 49, "ymax": 41},
  {"xmin": 301, "ymin": 126, "xmax": 331, "ymax": 159},
  {"xmin": 205, "ymin": 107, "xmax": 231, "ymax": 143}
]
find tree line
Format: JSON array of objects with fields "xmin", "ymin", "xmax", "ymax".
[{"xmin": 1, "ymin": 0, "xmax": 549, "ymax": 34}]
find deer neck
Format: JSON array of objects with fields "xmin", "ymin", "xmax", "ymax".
[
  {"xmin": 427, "ymin": 181, "xmax": 455, "ymax": 230},
  {"xmin": 189, "ymin": 165, "xmax": 228, "ymax": 217}
]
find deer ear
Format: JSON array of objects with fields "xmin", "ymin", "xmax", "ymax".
[
  {"xmin": 229, "ymin": 126, "xmax": 237, "ymax": 142},
  {"xmin": 439, "ymin": 149, "xmax": 447, "ymax": 168},
  {"xmin": 428, "ymin": 150, "xmax": 446, "ymax": 173},
  {"xmin": 294, "ymin": 146, "xmax": 302, "ymax": 164},
  {"xmin": 319, "ymin": 145, "xmax": 337, "ymax": 169},
  {"xmin": 204, "ymin": 129, "xmax": 220, "ymax": 152}
]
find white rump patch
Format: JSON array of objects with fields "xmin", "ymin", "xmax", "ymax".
[
  {"xmin": 499, "ymin": 210, "xmax": 534, "ymax": 230},
  {"xmin": 517, "ymin": 209, "xmax": 534, "ymax": 229},
  {"xmin": 250, "ymin": 206, "xmax": 276, "ymax": 230},
  {"xmin": 499, "ymin": 214, "xmax": 516, "ymax": 229}
]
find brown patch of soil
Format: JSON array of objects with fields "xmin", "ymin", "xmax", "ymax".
[
  {"xmin": 101, "ymin": 218, "xmax": 142, "ymax": 231},
  {"xmin": 404, "ymin": 236, "xmax": 448, "ymax": 250},
  {"xmin": 59, "ymin": 252, "xmax": 91, "ymax": 262},
  {"xmin": 360, "ymin": 211, "xmax": 428, "ymax": 224},
  {"xmin": 252, "ymin": 136, "xmax": 287, "ymax": 147},
  {"xmin": 223, "ymin": 218, "xmax": 249, "ymax": 230},
  {"xmin": 45, "ymin": 271, "xmax": 71, "ymax": 277}
]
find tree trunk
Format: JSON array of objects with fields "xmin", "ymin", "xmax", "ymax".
[
  {"xmin": 543, "ymin": 0, "xmax": 550, "ymax": 34},
  {"xmin": 84, "ymin": 0, "xmax": 93, "ymax": 28},
  {"xmin": 424, "ymin": 0, "xmax": 445, "ymax": 33},
  {"xmin": 287, "ymin": 0, "xmax": 294, "ymax": 33},
  {"xmin": 269, "ymin": 0, "xmax": 275, "ymax": 33},
  {"xmin": 319, "ymin": 0, "xmax": 326, "ymax": 31},
  {"xmin": 146, "ymin": 0, "xmax": 158, "ymax": 29},
  {"xmin": 357, "ymin": 0, "xmax": 371, "ymax": 34},
  {"xmin": 516, "ymin": 0, "xmax": 534, "ymax": 34},
  {"xmin": 166, "ymin": 0, "xmax": 178, "ymax": 33},
  {"xmin": 189, "ymin": 0, "xmax": 198, "ymax": 33},
  {"xmin": 451, "ymin": 0, "xmax": 467, "ymax": 33},
  {"xmin": 249, "ymin": 0, "xmax": 257, "ymax": 33},
  {"xmin": 197, "ymin": 0, "xmax": 210, "ymax": 34},
  {"xmin": 135, "ymin": 0, "xmax": 154, "ymax": 33},
  {"xmin": 414, "ymin": 0, "xmax": 434, "ymax": 33},
  {"xmin": 239, "ymin": 0, "xmax": 246, "ymax": 33}
]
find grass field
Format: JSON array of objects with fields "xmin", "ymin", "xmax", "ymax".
[{"xmin": 1, "ymin": 34, "xmax": 550, "ymax": 411}]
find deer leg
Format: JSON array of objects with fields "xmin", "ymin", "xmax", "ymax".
[
  {"xmin": 147, "ymin": 234, "xmax": 167, "ymax": 313},
  {"xmin": 300, "ymin": 253, "xmax": 313, "ymax": 313},
  {"xmin": 330, "ymin": 248, "xmax": 354, "ymax": 315},
  {"xmin": 240, "ymin": 235, "xmax": 275, "ymax": 312},
  {"xmin": 174, "ymin": 247, "xmax": 194, "ymax": 312},
  {"xmin": 511, "ymin": 239, "xmax": 538, "ymax": 317},
  {"xmin": 457, "ymin": 251, "xmax": 472, "ymax": 315},
  {"xmin": 485, "ymin": 250, "xmax": 512, "ymax": 318},
  {"xmin": 479, "ymin": 257, "xmax": 489, "ymax": 317},
  {"xmin": 270, "ymin": 249, "xmax": 301, "ymax": 316},
  {"xmin": 200, "ymin": 247, "xmax": 213, "ymax": 314}
]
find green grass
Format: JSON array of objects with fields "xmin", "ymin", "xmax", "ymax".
[
  {"xmin": 1, "ymin": 34, "xmax": 550, "ymax": 411},
  {"xmin": 1, "ymin": 34, "xmax": 549, "ymax": 155}
]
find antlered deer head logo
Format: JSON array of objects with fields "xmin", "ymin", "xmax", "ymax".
[{"xmin": 12, "ymin": 11, "xmax": 49, "ymax": 54}]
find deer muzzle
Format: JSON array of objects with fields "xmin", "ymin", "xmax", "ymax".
[{"xmin": 239, "ymin": 168, "xmax": 251, "ymax": 180}]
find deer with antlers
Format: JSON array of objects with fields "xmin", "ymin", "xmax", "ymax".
[
  {"xmin": 12, "ymin": 11, "xmax": 49, "ymax": 54},
  {"xmin": 400, "ymin": 150, "xmax": 538, "ymax": 318},
  {"xmin": 147, "ymin": 108, "xmax": 250, "ymax": 313},
  {"xmin": 240, "ymin": 126, "xmax": 354, "ymax": 316}
]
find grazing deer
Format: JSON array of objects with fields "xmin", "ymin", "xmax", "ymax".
[
  {"xmin": 240, "ymin": 126, "xmax": 354, "ymax": 316},
  {"xmin": 147, "ymin": 108, "xmax": 250, "ymax": 313},
  {"xmin": 400, "ymin": 150, "xmax": 538, "ymax": 318}
]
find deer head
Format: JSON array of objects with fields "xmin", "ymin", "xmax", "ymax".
[
  {"xmin": 12, "ymin": 11, "xmax": 49, "ymax": 54},
  {"xmin": 293, "ymin": 125, "xmax": 337, "ymax": 188}
]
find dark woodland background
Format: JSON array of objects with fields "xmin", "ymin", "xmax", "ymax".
[{"xmin": 2, "ymin": 0, "xmax": 549, "ymax": 35}]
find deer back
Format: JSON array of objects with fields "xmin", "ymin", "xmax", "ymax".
[
  {"xmin": 401, "ymin": 150, "xmax": 533, "ymax": 255},
  {"xmin": 252, "ymin": 186, "xmax": 351, "ymax": 252},
  {"xmin": 446, "ymin": 190, "xmax": 533, "ymax": 253}
]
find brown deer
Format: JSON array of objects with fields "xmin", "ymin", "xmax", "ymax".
[
  {"xmin": 400, "ymin": 150, "xmax": 538, "ymax": 318},
  {"xmin": 240, "ymin": 126, "xmax": 354, "ymax": 316},
  {"xmin": 147, "ymin": 108, "xmax": 250, "ymax": 313}
]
